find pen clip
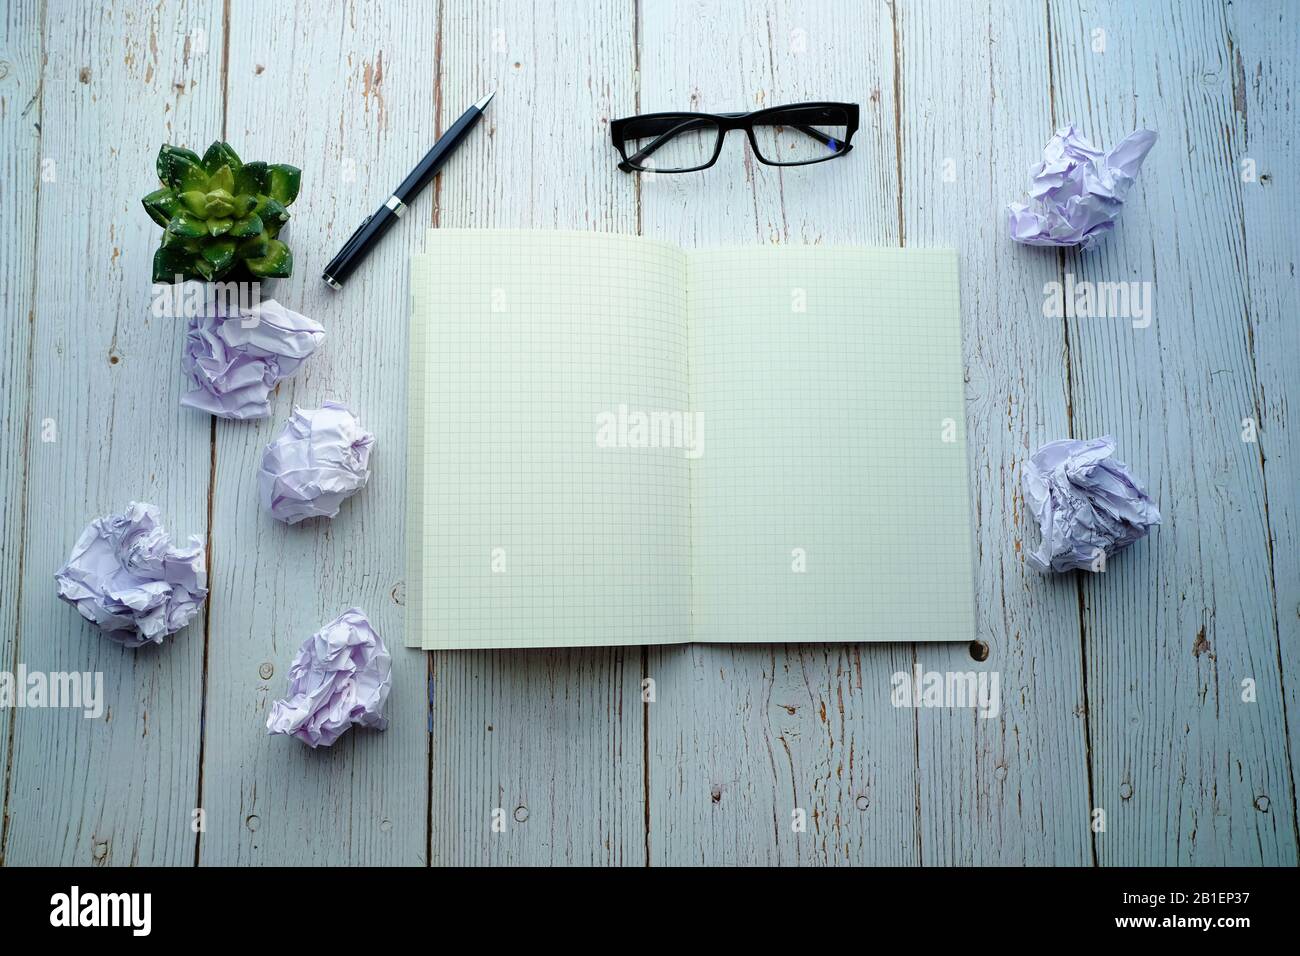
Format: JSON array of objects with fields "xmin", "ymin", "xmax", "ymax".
[{"xmin": 340, "ymin": 213, "xmax": 374, "ymax": 253}]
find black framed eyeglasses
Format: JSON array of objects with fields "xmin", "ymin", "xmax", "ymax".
[{"xmin": 611, "ymin": 101, "xmax": 858, "ymax": 173}]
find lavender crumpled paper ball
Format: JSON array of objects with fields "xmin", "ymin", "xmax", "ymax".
[
  {"xmin": 181, "ymin": 298, "xmax": 325, "ymax": 420},
  {"xmin": 54, "ymin": 501, "xmax": 208, "ymax": 647},
  {"xmin": 1008, "ymin": 125, "xmax": 1157, "ymax": 248},
  {"xmin": 266, "ymin": 608, "xmax": 391, "ymax": 748},
  {"xmin": 258, "ymin": 401, "xmax": 375, "ymax": 524},
  {"xmin": 1022, "ymin": 436, "xmax": 1161, "ymax": 573}
]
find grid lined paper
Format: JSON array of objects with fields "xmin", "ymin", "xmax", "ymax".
[
  {"xmin": 687, "ymin": 247, "xmax": 974, "ymax": 642},
  {"xmin": 407, "ymin": 233, "xmax": 974, "ymax": 649},
  {"xmin": 407, "ymin": 230, "xmax": 692, "ymax": 649}
]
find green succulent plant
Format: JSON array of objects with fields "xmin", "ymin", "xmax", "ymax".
[{"xmin": 142, "ymin": 141, "xmax": 301, "ymax": 282}]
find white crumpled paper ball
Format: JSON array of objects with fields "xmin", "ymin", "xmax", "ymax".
[
  {"xmin": 180, "ymin": 298, "xmax": 325, "ymax": 420},
  {"xmin": 54, "ymin": 501, "xmax": 208, "ymax": 647},
  {"xmin": 1022, "ymin": 436, "xmax": 1161, "ymax": 573},
  {"xmin": 266, "ymin": 608, "xmax": 391, "ymax": 748},
  {"xmin": 258, "ymin": 402, "xmax": 375, "ymax": 524},
  {"xmin": 1008, "ymin": 125, "xmax": 1157, "ymax": 249}
]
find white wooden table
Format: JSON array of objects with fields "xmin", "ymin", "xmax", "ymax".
[{"xmin": 1, "ymin": 0, "xmax": 1295, "ymax": 866}]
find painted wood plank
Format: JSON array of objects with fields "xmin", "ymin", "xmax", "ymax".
[
  {"xmin": 3, "ymin": 0, "xmax": 223, "ymax": 866},
  {"xmin": 639, "ymin": 0, "xmax": 922, "ymax": 865},
  {"xmin": 0, "ymin": 0, "xmax": 44, "ymax": 863},
  {"xmin": 1048, "ymin": 0, "xmax": 1297, "ymax": 864},
  {"xmin": 895, "ymin": 0, "xmax": 1093, "ymax": 865},
  {"xmin": 196, "ymin": 0, "xmax": 437, "ymax": 865},
  {"xmin": 427, "ymin": 0, "xmax": 646, "ymax": 866},
  {"xmin": 1225, "ymin": 0, "xmax": 1300, "ymax": 853}
]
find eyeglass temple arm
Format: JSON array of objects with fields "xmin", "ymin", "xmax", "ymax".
[
  {"xmin": 623, "ymin": 114, "xmax": 844, "ymax": 169},
  {"xmin": 623, "ymin": 117, "xmax": 717, "ymax": 168},
  {"xmin": 789, "ymin": 124, "xmax": 842, "ymax": 148}
]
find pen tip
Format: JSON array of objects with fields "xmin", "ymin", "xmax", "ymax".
[{"xmin": 474, "ymin": 91, "xmax": 495, "ymax": 111}]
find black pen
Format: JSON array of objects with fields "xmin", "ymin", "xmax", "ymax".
[{"xmin": 322, "ymin": 92, "xmax": 494, "ymax": 289}]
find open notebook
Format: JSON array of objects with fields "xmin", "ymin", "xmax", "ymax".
[{"xmin": 406, "ymin": 230, "xmax": 974, "ymax": 650}]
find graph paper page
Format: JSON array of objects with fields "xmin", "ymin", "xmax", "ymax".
[
  {"xmin": 407, "ymin": 230, "xmax": 692, "ymax": 649},
  {"xmin": 686, "ymin": 247, "xmax": 975, "ymax": 643}
]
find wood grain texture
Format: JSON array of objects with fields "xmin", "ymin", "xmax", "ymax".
[
  {"xmin": 895, "ymin": 0, "xmax": 1093, "ymax": 865},
  {"xmin": 1049, "ymin": 0, "xmax": 1297, "ymax": 864},
  {"xmin": 3, "ymin": 0, "xmax": 223, "ymax": 866},
  {"xmin": 196, "ymin": 0, "xmax": 436, "ymax": 865},
  {"xmin": 639, "ymin": 0, "xmax": 921, "ymax": 866},
  {"xmin": 1225, "ymin": 0, "xmax": 1300, "ymax": 854},
  {"xmin": 0, "ymin": 0, "xmax": 44, "ymax": 863},
  {"xmin": 427, "ymin": 0, "xmax": 646, "ymax": 866}
]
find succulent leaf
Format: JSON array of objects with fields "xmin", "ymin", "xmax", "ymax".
[
  {"xmin": 174, "ymin": 155, "xmax": 209, "ymax": 192},
  {"xmin": 202, "ymin": 141, "xmax": 243, "ymax": 175},
  {"xmin": 208, "ymin": 164, "xmax": 235, "ymax": 194},
  {"xmin": 144, "ymin": 141, "xmax": 300, "ymax": 282},
  {"xmin": 142, "ymin": 187, "xmax": 179, "ymax": 226},
  {"xmin": 179, "ymin": 190, "xmax": 209, "ymax": 217},
  {"xmin": 204, "ymin": 188, "xmax": 236, "ymax": 217},
  {"xmin": 152, "ymin": 245, "xmax": 192, "ymax": 283},
  {"xmin": 260, "ymin": 197, "xmax": 291, "ymax": 226},
  {"xmin": 234, "ymin": 161, "xmax": 268, "ymax": 195},
  {"xmin": 238, "ymin": 234, "xmax": 270, "ymax": 259},
  {"xmin": 202, "ymin": 239, "xmax": 238, "ymax": 272},
  {"xmin": 228, "ymin": 214, "xmax": 264, "ymax": 238},
  {"xmin": 167, "ymin": 214, "xmax": 209, "ymax": 239},
  {"xmin": 156, "ymin": 145, "xmax": 202, "ymax": 187},
  {"xmin": 244, "ymin": 239, "xmax": 292, "ymax": 279},
  {"xmin": 266, "ymin": 164, "xmax": 301, "ymax": 205}
]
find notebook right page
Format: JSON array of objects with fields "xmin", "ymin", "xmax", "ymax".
[{"xmin": 687, "ymin": 247, "xmax": 975, "ymax": 643}]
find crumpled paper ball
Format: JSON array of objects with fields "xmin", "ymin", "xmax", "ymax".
[
  {"xmin": 258, "ymin": 402, "xmax": 375, "ymax": 524},
  {"xmin": 54, "ymin": 501, "xmax": 208, "ymax": 647},
  {"xmin": 1008, "ymin": 125, "xmax": 1157, "ymax": 248},
  {"xmin": 1022, "ymin": 436, "xmax": 1161, "ymax": 573},
  {"xmin": 181, "ymin": 298, "xmax": 325, "ymax": 420},
  {"xmin": 266, "ymin": 608, "xmax": 391, "ymax": 748}
]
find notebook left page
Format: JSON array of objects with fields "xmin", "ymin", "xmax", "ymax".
[{"xmin": 407, "ymin": 230, "xmax": 692, "ymax": 650}]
